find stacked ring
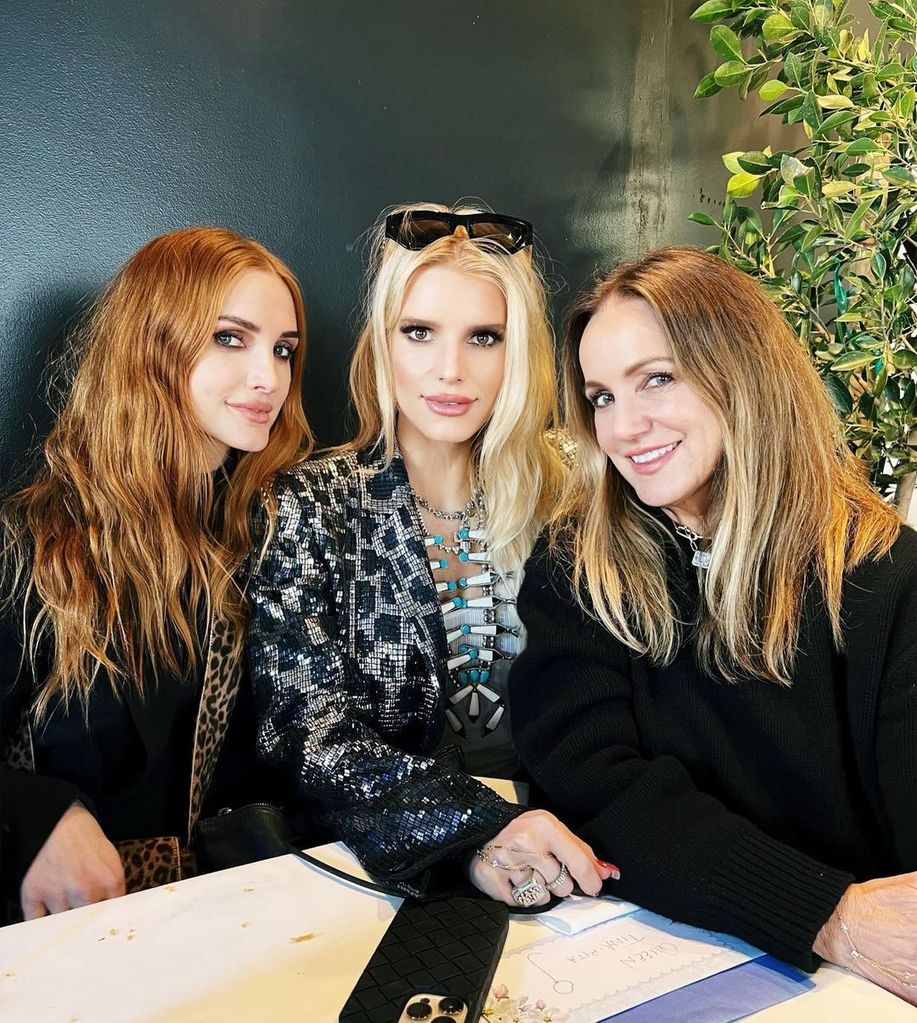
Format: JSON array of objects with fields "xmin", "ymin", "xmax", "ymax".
[{"xmin": 544, "ymin": 863, "xmax": 569, "ymax": 890}]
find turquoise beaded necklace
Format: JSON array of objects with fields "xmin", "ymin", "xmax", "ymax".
[{"xmin": 411, "ymin": 486, "xmax": 516, "ymax": 735}]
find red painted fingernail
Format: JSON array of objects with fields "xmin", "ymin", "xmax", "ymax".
[{"xmin": 597, "ymin": 860, "xmax": 621, "ymax": 880}]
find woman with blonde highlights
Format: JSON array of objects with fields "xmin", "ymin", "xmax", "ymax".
[
  {"xmin": 248, "ymin": 203, "xmax": 614, "ymax": 907},
  {"xmin": 1, "ymin": 226, "xmax": 312, "ymax": 921},
  {"xmin": 510, "ymin": 246, "xmax": 917, "ymax": 999}
]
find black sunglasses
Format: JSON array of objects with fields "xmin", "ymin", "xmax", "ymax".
[{"xmin": 384, "ymin": 210, "xmax": 533, "ymax": 254}]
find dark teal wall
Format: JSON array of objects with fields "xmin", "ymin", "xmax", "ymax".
[{"xmin": 0, "ymin": 0, "xmax": 783, "ymax": 481}]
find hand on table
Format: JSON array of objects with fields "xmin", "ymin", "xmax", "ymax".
[
  {"xmin": 20, "ymin": 801, "xmax": 126, "ymax": 920},
  {"xmin": 815, "ymin": 872, "xmax": 917, "ymax": 1006},
  {"xmin": 467, "ymin": 809, "xmax": 618, "ymax": 908}
]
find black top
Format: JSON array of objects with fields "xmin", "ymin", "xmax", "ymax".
[
  {"xmin": 0, "ymin": 603, "xmax": 283, "ymax": 906},
  {"xmin": 509, "ymin": 521, "xmax": 917, "ymax": 971}
]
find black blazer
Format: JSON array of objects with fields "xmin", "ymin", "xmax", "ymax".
[{"xmin": 247, "ymin": 446, "xmax": 521, "ymax": 894}]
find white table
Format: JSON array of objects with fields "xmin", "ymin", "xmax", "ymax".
[{"xmin": 1, "ymin": 846, "xmax": 914, "ymax": 1023}]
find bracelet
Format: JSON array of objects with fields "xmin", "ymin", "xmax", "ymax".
[
  {"xmin": 475, "ymin": 845, "xmax": 531, "ymax": 872},
  {"xmin": 837, "ymin": 914, "xmax": 916, "ymax": 989}
]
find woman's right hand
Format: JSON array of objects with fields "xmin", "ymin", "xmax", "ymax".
[
  {"xmin": 814, "ymin": 872, "xmax": 917, "ymax": 1005},
  {"xmin": 20, "ymin": 801, "xmax": 126, "ymax": 920},
  {"xmin": 467, "ymin": 808, "xmax": 617, "ymax": 908}
]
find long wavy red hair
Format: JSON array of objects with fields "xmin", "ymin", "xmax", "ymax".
[{"xmin": 2, "ymin": 227, "xmax": 313, "ymax": 717}]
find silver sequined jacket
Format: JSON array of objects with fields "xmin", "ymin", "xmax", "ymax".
[{"xmin": 247, "ymin": 447, "xmax": 523, "ymax": 894}]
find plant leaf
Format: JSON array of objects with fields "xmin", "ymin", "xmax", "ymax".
[
  {"xmin": 727, "ymin": 171, "xmax": 764, "ymax": 198},
  {"xmin": 714, "ymin": 60, "xmax": 749, "ymax": 87},
  {"xmin": 816, "ymin": 108, "xmax": 858, "ymax": 136},
  {"xmin": 822, "ymin": 179, "xmax": 857, "ymax": 196},
  {"xmin": 695, "ymin": 71, "xmax": 723, "ymax": 98},
  {"xmin": 816, "ymin": 93, "xmax": 855, "ymax": 109},
  {"xmin": 831, "ymin": 351, "xmax": 875, "ymax": 370},
  {"xmin": 893, "ymin": 349, "xmax": 917, "ymax": 369},
  {"xmin": 883, "ymin": 166, "xmax": 917, "ymax": 188},
  {"xmin": 711, "ymin": 25, "xmax": 744, "ymax": 62},
  {"xmin": 762, "ymin": 12, "xmax": 801, "ymax": 44},
  {"xmin": 689, "ymin": 211, "xmax": 718, "ymax": 226},
  {"xmin": 845, "ymin": 137, "xmax": 881, "ymax": 155},
  {"xmin": 825, "ymin": 372, "xmax": 855, "ymax": 414},
  {"xmin": 780, "ymin": 153, "xmax": 808, "ymax": 184},
  {"xmin": 722, "ymin": 151, "xmax": 745, "ymax": 173},
  {"xmin": 691, "ymin": 0, "xmax": 733, "ymax": 23},
  {"xmin": 759, "ymin": 79, "xmax": 789, "ymax": 101},
  {"xmin": 737, "ymin": 150, "xmax": 774, "ymax": 174},
  {"xmin": 845, "ymin": 197, "xmax": 875, "ymax": 238}
]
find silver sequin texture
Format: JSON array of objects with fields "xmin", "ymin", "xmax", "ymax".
[{"xmin": 247, "ymin": 447, "xmax": 519, "ymax": 892}]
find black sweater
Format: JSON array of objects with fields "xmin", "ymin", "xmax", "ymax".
[{"xmin": 510, "ymin": 524, "xmax": 917, "ymax": 971}]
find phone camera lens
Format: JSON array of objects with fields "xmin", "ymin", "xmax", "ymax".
[
  {"xmin": 438, "ymin": 997, "xmax": 465, "ymax": 1015},
  {"xmin": 406, "ymin": 1001, "xmax": 433, "ymax": 1020}
]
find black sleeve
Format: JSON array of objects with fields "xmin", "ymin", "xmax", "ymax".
[
  {"xmin": 246, "ymin": 475, "xmax": 522, "ymax": 895},
  {"xmin": 856, "ymin": 528, "xmax": 917, "ymax": 869},
  {"xmin": 510, "ymin": 540, "xmax": 852, "ymax": 971},
  {"xmin": 0, "ymin": 604, "xmax": 90, "ymax": 901}
]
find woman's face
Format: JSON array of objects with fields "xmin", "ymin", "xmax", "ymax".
[
  {"xmin": 579, "ymin": 295, "xmax": 723, "ymax": 533},
  {"xmin": 389, "ymin": 265, "xmax": 507, "ymax": 450},
  {"xmin": 189, "ymin": 269, "xmax": 298, "ymax": 470}
]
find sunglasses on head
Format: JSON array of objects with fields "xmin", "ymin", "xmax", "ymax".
[{"xmin": 384, "ymin": 209, "xmax": 533, "ymax": 254}]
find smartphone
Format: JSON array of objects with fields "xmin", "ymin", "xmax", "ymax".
[{"xmin": 338, "ymin": 895, "xmax": 509, "ymax": 1023}]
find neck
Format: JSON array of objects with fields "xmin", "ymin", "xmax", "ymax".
[
  {"xmin": 397, "ymin": 421, "xmax": 475, "ymax": 511},
  {"xmin": 661, "ymin": 505, "xmax": 708, "ymax": 536}
]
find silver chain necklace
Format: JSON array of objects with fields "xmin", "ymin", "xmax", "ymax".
[
  {"xmin": 409, "ymin": 485, "xmax": 482, "ymax": 522},
  {"xmin": 673, "ymin": 523, "xmax": 712, "ymax": 569}
]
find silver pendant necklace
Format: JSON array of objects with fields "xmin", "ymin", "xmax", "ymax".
[{"xmin": 673, "ymin": 523, "xmax": 711, "ymax": 569}]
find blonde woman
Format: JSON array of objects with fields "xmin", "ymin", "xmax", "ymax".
[
  {"xmin": 248, "ymin": 204, "xmax": 614, "ymax": 907},
  {"xmin": 510, "ymin": 246, "xmax": 917, "ymax": 1000},
  {"xmin": 1, "ymin": 227, "xmax": 312, "ymax": 920}
]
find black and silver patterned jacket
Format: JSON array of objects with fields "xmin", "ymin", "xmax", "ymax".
[{"xmin": 247, "ymin": 446, "xmax": 523, "ymax": 894}]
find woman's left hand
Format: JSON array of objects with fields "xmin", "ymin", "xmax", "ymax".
[{"xmin": 467, "ymin": 809, "xmax": 616, "ymax": 908}]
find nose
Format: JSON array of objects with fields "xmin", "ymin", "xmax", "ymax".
[
  {"xmin": 607, "ymin": 393, "xmax": 651, "ymax": 443},
  {"xmin": 436, "ymin": 338, "xmax": 465, "ymax": 383},
  {"xmin": 246, "ymin": 345, "xmax": 281, "ymax": 393}
]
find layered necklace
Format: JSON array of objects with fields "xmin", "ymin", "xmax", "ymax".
[
  {"xmin": 410, "ymin": 484, "xmax": 517, "ymax": 736},
  {"xmin": 672, "ymin": 523, "xmax": 711, "ymax": 569}
]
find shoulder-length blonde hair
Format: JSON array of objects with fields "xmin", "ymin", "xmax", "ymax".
[
  {"xmin": 348, "ymin": 201, "xmax": 563, "ymax": 576},
  {"xmin": 2, "ymin": 226, "xmax": 313, "ymax": 718},
  {"xmin": 557, "ymin": 245, "xmax": 900, "ymax": 683}
]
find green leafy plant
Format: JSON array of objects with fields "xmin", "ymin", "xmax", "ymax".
[{"xmin": 691, "ymin": 0, "xmax": 917, "ymax": 508}]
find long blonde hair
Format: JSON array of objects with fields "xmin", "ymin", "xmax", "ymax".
[
  {"xmin": 2, "ymin": 226, "xmax": 313, "ymax": 718},
  {"xmin": 557, "ymin": 246, "xmax": 900, "ymax": 683},
  {"xmin": 348, "ymin": 201, "xmax": 563, "ymax": 575}
]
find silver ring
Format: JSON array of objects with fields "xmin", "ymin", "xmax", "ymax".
[
  {"xmin": 511, "ymin": 876, "xmax": 547, "ymax": 907},
  {"xmin": 544, "ymin": 863, "xmax": 569, "ymax": 890}
]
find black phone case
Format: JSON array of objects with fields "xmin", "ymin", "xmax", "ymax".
[{"xmin": 338, "ymin": 896, "xmax": 510, "ymax": 1023}]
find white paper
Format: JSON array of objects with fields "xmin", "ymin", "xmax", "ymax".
[
  {"xmin": 487, "ymin": 910, "xmax": 761, "ymax": 1023},
  {"xmin": 536, "ymin": 894, "xmax": 640, "ymax": 936}
]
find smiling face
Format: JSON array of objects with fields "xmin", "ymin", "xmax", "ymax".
[
  {"xmin": 389, "ymin": 264, "xmax": 507, "ymax": 451},
  {"xmin": 579, "ymin": 296, "xmax": 723, "ymax": 532},
  {"xmin": 188, "ymin": 269, "xmax": 299, "ymax": 469}
]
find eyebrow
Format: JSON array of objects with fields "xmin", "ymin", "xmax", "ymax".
[
  {"xmin": 583, "ymin": 355, "xmax": 673, "ymax": 389},
  {"xmin": 399, "ymin": 317, "xmax": 505, "ymax": 333},
  {"xmin": 219, "ymin": 314, "xmax": 300, "ymax": 340}
]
